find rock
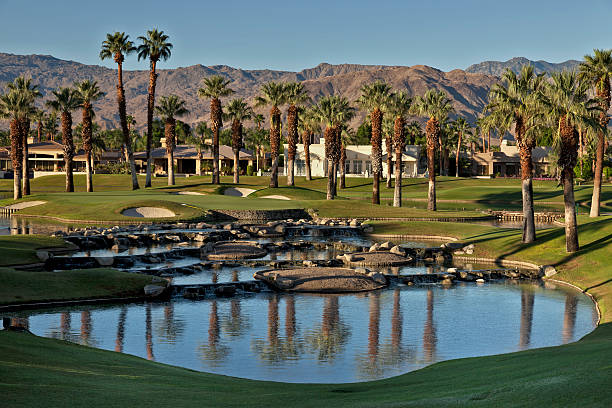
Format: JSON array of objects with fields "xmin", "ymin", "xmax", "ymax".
[
  {"xmin": 111, "ymin": 244, "xmax": 128, "ymax": 252},
  {"xmin": 441, "ymin": 278, "xmax": 454, "ymax": 286},
  {"xmin": 453, "ymin": 250, "xmax": 465, "ymax": 255},
  {"xmin": 476, "ymin": 278, "xmax": 485, "ymax": 284},
  {"xmin": 273, "ymin": 276, "xmax": 294, "ymax": 290},
  {"xmin": 367, "ymin": 271, "xmax": 387, "ymax": 285},
  {"xmin": 144, "ymin": 284, "xmax": 166, "ymax": 297},
  {"xmin": 95, "ymin": 256, "xmax": 115, "ymax": 266},
  {"xmin": 349, "ymin": 219, "xmax": 359, "ymax": 227},
  {"xmin": 303, "ymin": 260, "xmax": 315, "ymax": 267},
  {"xmin": 542, "ymin": 265, "xmax": 557, "ymax": 277},
  {"xmin": 344, "ymin": 254, "xmax": 355, "ymax": 262},
  {"xmin": 36, "ymin": 250, "xmax": 49, "ymax": 262},
  {"xmin": 389, "ymin": 245, "xmax": 405, "ymax": 256},
  {"xmin": 214, "ymin": 285, "xmax": 237, "ymax": 297},
  {"xmin": 223, "ymin": 223, "xmax": 234, "ymax": 230},
  {"xmin": 379, "ymin": 241, "xmax": 392, "ymax": 250},
  {"xmin": 446, "ymin": 267, "xmax": 458, "ymax": 273},
  {"xmin": 369, "ymin": 243, "xmax": 380, "ymax": 252},
  {"xmin": 274, "ymin": 224, "xmax": 286, "ymax": 234},
  {"xmin": 355, "ymin": 267, "xmax": 370, "ymax": 275},
  {"xmin": 444, "ymin": 242, "xmax": 464, "ymax": 250},
  {"xmin": 362, "ymin": 224, "xmax": 374, "ymax": 233}
]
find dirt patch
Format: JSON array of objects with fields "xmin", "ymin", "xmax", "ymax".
[
  {"xmin": 344, "ymin": 251, "xmax": 412, "ymax": 267},
  {"xmin": 204, "ymin": 241, "xmax": 267, "ymax": 260},
  {"xmin": 254, "ymin": 267, "xmax": 387, "ymax": 293},
  {"xmin": 261, "ymin": 195, "xmax": 291, "ymax": 200},
  {"xmin": 121, "ymin": 207, "xmax": 176, "ymax": 218},
  {"xmin": 3, "ymin": 200, "xmax": 46, "ymax": 210},
  {"xmin": 224, "ymin": 187, "xmax": 256, "ymax": 197}
]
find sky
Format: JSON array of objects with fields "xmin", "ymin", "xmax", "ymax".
[{"xmin": 1, "ymin": 0, "xmax": 611, "ymax": 72}]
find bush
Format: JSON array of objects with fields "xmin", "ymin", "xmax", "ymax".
[
  {"xmin": 96, "ymin": 162, "xmax": 130, "ymax": 174},
  {"xmin": 574, "ymin": 162, "xmax": 593, "ymax": 180},
  {"xmin": 604, "ymin": 166, "xmax": 612, "ymax": 180},
  {"xmin": 246, "ymin": 164, "xmax": 254, "ymax": 176}
]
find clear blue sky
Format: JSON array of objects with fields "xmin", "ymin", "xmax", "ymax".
[{"xmin": 1, "ymin": 0, "xmax": 611, "ymax": 72}]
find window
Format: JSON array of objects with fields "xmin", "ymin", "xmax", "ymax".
[
  {"xmin": 365, "ymin": 161, "xmax": 371, "ymax": 174},
  {"xmin": 345, "ymin": 160, "xmax": 351, "ymax": 174},
  {"xmin": 353, "ymin": 160, "xmax": 363, "ymax": 174}
]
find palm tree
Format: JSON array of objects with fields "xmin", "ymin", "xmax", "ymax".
[
  {"xmin": 383, "ymin": 115, "xmax": 395, "ymax": 187},
  {"xmin": 453, "ymin": 117, "xmax": 471, "ymax": 177},
  {"xmin": 44, "ymin": 112, "xmax": 59, "ymax": 141},
  {"xmin": 543, "ymin": 71, "xmax": 601, "ymax": 252},
  {"xmin": 194, "ymin": 121, "xmax": 212, "ymax": 176},
  {"xmin": 253, "ymin": 113, "xmax": 265, "ymax": 130},
  {"xmin": 0, "ymin": 91, "xmax": 33, "ymax": 199},
  {"xmin": 7, "ymin": 77, "xmax": 41, "ymax": 196},
  {"xmin": 578, "ymin": 49, "xmax": 612, "ymax": 217},
  {"xmin": 284, "ymin": 82, "xmax": 310, "ymax": 186},
  {"xmin": 406, "ymin": 121, "xmax": 423, "ymax": 145},
  {"xmin": 298, "ymin": 106, "xmax": 320, "ymax": 181},
  {"xmin": 155, "ymin": 95, "xmax": 189, "ymax": 186},
  {"xmin": 356, "ymin": 81, "xmax": 392, "ymax": 204},
  {"xmin": 100, "ymin": 32, "xmax": 139, "ymax": 190},
  {"xmin": 313, "ymin": 95, "xmax": 355, "ymax": 199},
  {"xmin": 75, "ymin": 80, "xmax": 105, "ymax": 192},
  {"xmin": 255, "ymin": 82, "xmax": 286, "ymax": 188},
  {"xmin": 198, "ymin": 75, "xmax": 234, "ymax": 184},
  {"xmin": 487, "ymin": 66, "xmax": 546, "ymax": 242},
  {"xmin": 137, "ymin": 29, "xmax": 172, "ymax": 188},
  {"xmin": 413, "ymin": 89, "xmax": 454, "ymax": 211},
  {"xmin": 389, "ymin": 91, "xmax": 412, "ymax": 207},
  {"xmin": 46, "ymin": 87, "xmax": 82, "ymax": 192},
  {"xmin": 31, "ymin": 110, "xmax": 45, "ymax": 143},
  {"xmin": 224, "ymin": 98, "xmax": 253, "ymax": 184},
  {"xmin": 339, "ymin": 125, "xmax": 356, "ymax": 189}
]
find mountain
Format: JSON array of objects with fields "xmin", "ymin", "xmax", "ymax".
[
  {"xmin": 465, "ymin": 57, "xmax": 581, "ymax": 76},
  {"xmin": 0, "ymin": 53, "xmax": 499, "ymax": 130}
]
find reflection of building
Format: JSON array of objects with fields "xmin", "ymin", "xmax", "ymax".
[
  {"xmin": 283, "ymin": 142, "xmax": 421, "ymax": 178},
  {"xmin": 519, "ymin": 289, "xmax": 534, "ymax": 350},
  {"xmin": 472, "ymin": 141, "xmax": 552, "ymax": 177}
]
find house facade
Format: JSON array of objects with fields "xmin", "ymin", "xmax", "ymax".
[{"xmin": 471, "ymin": 140, "xmax": 553, "ymax": 177}]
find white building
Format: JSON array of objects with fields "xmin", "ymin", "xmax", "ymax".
[{"xmin": 284, "ymin": 141, "xmax": 422, "ymax": 178}]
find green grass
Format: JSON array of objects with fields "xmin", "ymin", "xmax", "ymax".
[
  {"xmin": 0, "ymin": 268, "xmax": 155, "ymax": 306},
  {"xmin": 0, "ymin": 235, "xmax": 69, "ymax": 266}
]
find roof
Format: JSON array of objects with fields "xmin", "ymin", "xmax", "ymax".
[
  {"xmin": 134, "ymin": 144, "xmax": 253, "ymax": 160},
  {"xmin": 473, "ymin": 146, "xmax": 553, "ymax": 164}
]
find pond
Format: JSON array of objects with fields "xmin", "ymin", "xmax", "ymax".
[{"xmin": 15, "ymin": 281, "xmax": 596, "ymax": 383}]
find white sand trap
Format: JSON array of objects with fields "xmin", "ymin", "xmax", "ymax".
[
  {"xmin": 261, "ymin": 195, "xmax": 291, "ymax": 200},
  {"xmin": 122, "ymin": 207, "xmax": 176, "ymax": 218},
  {"xmin": 175, "ymin": 191, "xmax": 206, "ymax": 195},
  {"xmin": 3, "ymin": 200, "xmax": 46, "ymax": 210},
  {"xmin": 224, "ymin": 187, "xmax": 256, "ymax": 197}
]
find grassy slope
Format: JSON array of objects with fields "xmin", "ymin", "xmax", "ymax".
[{"xmin": 0, "ymin": 235, "xmax": 69, "ymax": 266}]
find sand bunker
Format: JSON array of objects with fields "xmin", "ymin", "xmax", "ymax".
[
  {"xmin": 224, "ymin": 187, "xmax": 256, "ymax": 197},
  {"xmin": 203, "ymin": 241, "xmax": 267, "ymax": 260},
  {"xmin": 3, "ymin": 200, "xmax": 46, "ymax": 210},
  {"xmin": 261, "ymin": 195, "xmax": 291, "ymax": 200},
  {"xmin": 174, "ymin": 191, "xmax": 205, "ymax": 195},
  {"xmin": 254, "ymin": 267, "xmax": 387, "ymax": 293},
  {"xmin": 343, "ymin": 251, "xmax": 412, "ymax": 267},
  {"xmin": 122, "ymin": 207, "xmax": 176, "ymax": 218}
]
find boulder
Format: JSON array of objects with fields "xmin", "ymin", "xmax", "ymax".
[
  {"xmin": 95, "ymin": 256, "xmax": 115, "ymax": 266},
  {"xmin": 369, "ymin": 243, "xmax": 381, "ymax": 252},
  {"xmin": 446, "ymin": 267, "xmax": 458, "ymax": 273},
  {"xmin": 542, "ymin": 265, "xmax": 557, "ymax": 277},
  {"xmin": 362, "ymin": 224, "xmax": 374, "ymax": 233},
  {"xmin": 444, "ymin": 242, "xmax": 464, "ymax": 250},
  {"xmin": 349, "ymin": 219, "xmax": 359, "ymax": 227},
  {"xmin": 379, "ymin": 241, "xmax": 392, "ymax": 250},
  {"xmin": 144, "ymin": 284, "xmax": 166, "ymax": 297},
  {"xmin": 389, "ymin": 245, "xmax": 406, "ymax": 257},
  {"xmin": 344, "ymin": 254, "xmax": 355, "ymax": 263},
  {"xmin": 476, "ymin": 278, "xmax": 486, "ymax": 284},
  {"xmin": 367, "ymin": 271, "xmax": 387, "ymax": 285},
  {"xmin": 36, "ymin": 250, "xmax": 49, "ymax": 262},
  {"xmin": 214, "ymin": 285, "xmax": 237, "ymax": 297}
]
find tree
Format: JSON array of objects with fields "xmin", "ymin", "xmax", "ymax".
[
  {"xmin": 453, "ymin": 117, "xmax": 472, "ymax": 177},
  {"xmin": 406, "ymin": 121, "xmax": 423, "ymax": 145},
  {"xmin": 413, "ymin": 89, "xmax": 454, "ymax": 211},
  {"xmin": 7, "ymin": 77, "xmax": 41, "ymax": 196},
  {"xmin": 155, "ymin": 95, "xmax": 189, "ymax": 186},
  {"xmin": 46, "ymin": 87, "xmax": 82, "ymax": 192},
  {"xmin": 297, "ymin": 107, "xmax": 320, "ymax": 181},
  {"xmin": 255, "ymin": 82, "xmax": 286, "ymax": 188},
  {"xmin": 224, "ymin": 98, "xmax": 253, "ymax": 184},
  {"xmin": 44, "ymin": 112, "xmax": 59, "ymax": 141},
  {"xmin": 543, "ymin": 71, "xmax": 601, "ymax": 252},
  {"xmin": 0, "ymin": 91, "xmax": 34, "ymax": 199},
  {"xmin": 75, "ymin": 80, "xmax": 105, "ymax": 192},
  {"xmin": 137, "ymin": 29, "xmax": 172, "ymax": 188},
  {"xmin": 313, "ymin": 95, "xmax": 355, "ymax": 199},
  {"xmin": 487, "ymin": 66, "xmax": 546, "ymax": 242},
  {"xmin": 244, "ymin": 126, "xmax": 269, "ymax": 172},
  {"xmin": 100, "ymin": 32, "xmax": 139, "ymax": 190},
  {"xmin": 198, "ymin": 75, "xmax": 234, "ymax": 184},
  {"xmin": 356, "ymin": 81, "xmax": 392, "ymax": 204},
  {"xmin": 383, "ymin": 115, "xmax": 395, "ymax": 187},
  {"xmin": 339, "ymin": 125, "xmax": 356, "ymax": 189},
  {"xmin": 284, "ymin": 82, "xmax": 310, "ymax": 186},
  {"xmin": 31, "ymin": 110, "xmax": 45, "ymax": 143},
  {"xmin": 388, "ymin": 91, "xmax": 412, "ymax": 207},
  {"xmin": 578, "ymin": 49, "xmax": 612, "ymax": 217},
  {"xmin": 194, "ymin": 122, "xmax": 212, "ymax": 176}
]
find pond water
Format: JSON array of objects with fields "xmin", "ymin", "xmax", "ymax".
[{"xmin": 16, "ymin": 282, "xmax": 596, "ymax": 383}]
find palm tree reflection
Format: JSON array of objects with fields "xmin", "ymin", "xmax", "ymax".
[
  {"xmin": 518, "ymin": 287, "xmax": 534, "ymax": 350},
  {"xmin": 115, "ymin": 306, "xmax": 127, "ymax": 353},
  {"xmin": 199, "ymin": 300, "xmax": 229, "ymax": 366},
  {"xmin": 422, "ymin": 289, "xmax": 437, "ymax": 363},
  {"xmin": 305, "ymin": 295, "xmax": 349, "ymax": 362},
  {"xmin": 80, "ymin": 311, "xmax": 92, "ymax": 346},
  {"xmin": 562, "ymin": 292, "xmax": 578, "ymax": 344},
  {"xmin": 146, "ymin": 303, "xmax": 154, "ymax": 361}
]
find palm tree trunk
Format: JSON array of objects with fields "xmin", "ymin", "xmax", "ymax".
[
  {"xmin": 326, "ymin": 160, "xmax": 334, "ymax": 200},
  {"xmin": 455, "ymin": 132, "xmax": 462, "ymax": 177},
  {"xmin": 61, "ymin": 112, "xmax": 74, "ymax": 193},
  {"xmin": 339, "ymin": 145, "xmax": 346, "ymax": 189},
  {"xmin": 443, "ymin": 148, "xmax": 449, "ymax": 176},
  {"xmin": 10, "ymin": 119, "xmax": 22, "ymax": 200},
  {"xmin": 233, "ymin": 149, "xmax": 240, "ymax": 184},
  {"xmin": 145, "ymin": 61, "xmax": 157, "ymax": 188},
  {"xmin": 487, "ymin": 130, "xmax": 491, "ymax": 152},
  {"xmin": 519, "ymin": 145, "xmax": 536, "ymax": 243},
  {"xmin": 562, "ymin": 167, "xmax": 579, "ymax": 252},
  {"xmin": 371, "ymin": 108, "xmax": 382, "ymax": 205},
  {"xmin": 426, "ymin": 118, "xmax": 438, "ymax": 211},
  {"xmin": 302, "ymin": 131, "xmax": 312, "ymax": 181},
  {"xmin": 86, "ymin": 152, "xmax": 93, "ymax": 192},
  {"xmin": 287, "ymin": 104, "xmax": 297, "ymax": 186},
  {"xmin": 21, "ymin": 119, "xmax": 30, "ymax": 195},
  {"xmin": 82, "ymin": 102, "xmax": 94, "ymax": 193},
  {"xmin": 332, "ymin": 161, "xmax": 338, "ymax": 197},
  {"xmin": 386, "ymin": 134, "xmax": 393, "ymax": 188},
  {"xmin": 168, "ymin": 150, "xmax": 174, "ymax": 186},
  {"xmin": 481, "ymin": 131, "xmax": 486, "ymax": 153},
  {"xmin": 393, "ymin": 148, "xmax": 402, "ymax": 207},
  {"xmin": 287, "ymin": 157, "xmax": 294, "ymax": 186},
  {"xmin": 590, "ymin": 128, "xmax": 605, "ymax": 217},
  {"xmin": 166, "ymin": 119, "xmax": 175, "ymax": 186},
  {"xmin": 115, "ymin": 59, "xmax": 139, "ymax": 190},
  {"xmin": 269, "ymin": 106, "xmax": 281, "ymax": 188},
  {"xmin": 198, "ymin": 147, "xmax": 203, "ymax": 176},
  {"xmin": 211, "ymin": 98, "xmax": 222, "ymax": 185}
]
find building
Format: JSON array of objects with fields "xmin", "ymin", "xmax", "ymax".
[
  {"xmin": 471, "ymin": 140, "xmax": 553, "ymax": 177},
  {"xmin": 0, "ymin": 140, "xmax": 90, "ymax": 178},
  {"xmin": 283, "ymin": 141, "xmax": 422, "ymax": 178}
]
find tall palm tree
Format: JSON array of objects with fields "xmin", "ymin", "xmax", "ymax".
[
  {"xmin": 406, "ymin": 121, "xmax": 423, "ymax": 145},
  {"xmin": 389, "ymin": 91, "xmax": 412, "ymax": 207},
  {"xmin": 284, "ymin": 82, "xmax": 310, "ymax": 186},
  {"xmin": 413, "ymin": 89, "xmax": 454, "ymax": 211},
  {"xmin": 155, "ymin": 95, "xmax": 189, "ymax": 186},
  {"xmin": 7, "ymin": 77, "xmax": 41, "ymax": 196},
  {"xmin": 46, "ymin": 87, "xmax": 82, "ymax": 192},
  {"xmin": 298, "ymin": 106, "xmax": 320, "ymax": 181},
  {"xmin": 357, "ymin": 81, "xmax": 392, "ymax": 204},
  {"xmin": 75, "ymin": 80, "xmax": 105, "ymax": 192},
  {"xmin": 137, "ymin": 29, "xmax": 172, "ymax": 188},
  {"xmin": 255, "ymin": 82, "xmax": 286, "ymax": 188},
  {"xmin": 339, "ymin": 125, "xmax": 356, "ymax": 189},
  {"xmin": 31, "ymin": 110, "xmax": 45, "ymax": 143},
  {"xmin": 253, "ymin": 113, "xmax": 265, "ymax": 130},
  {"xmin": 224, "ymin": 98, "xmax": 253, "ymax": 184},
  {"xmin": 44, "ymin": 112, "xmax": 59, "ymax": 141},
  {"xmin": 194, "ymin": 121, "xmax": 212, "ymax": 176},
  {"xmin": 100, "ymin": 32, "xmax": 139, "ymax": 190},
  {"xmin": 313, "ymin": 95, "xmax": 355, "ymax": 199},
  {"xmin": 198, "ymin": 75, "xmax": 234, "ymax": 184},
  {"xmin": 0, "ymin": 91, "xmax": 34, "ymax": 199},
  {"xmin": 487, "ymin": 66, "xmax": 546, "ymax": 242},
  {"xmin": 578, "ymin": 49, "xmax": 612, "ymax": 217},
  {"xmin": 383, "ymin": 115, "xmax": 395, "ymax": 188},
  {"xmin": 453, "ymin": 117, "xmax": 471, "ymax": 177},
  {"xmin": 543, "ymin": 71, "xmax": 601, "ymax": 252}
]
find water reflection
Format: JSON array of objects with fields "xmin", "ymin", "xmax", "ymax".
[
  {"xmin": 422, "ymin": 289, "xmax": 437, "ymax": 363},
  {"xmin": 146, "ymin": 303, "xmax": 154, "ymax": 361},
  {"xmin": 115, "ymin": 306, "xmax": 127, "ymax": 352},
  {"xmin": 305, "ymin": 296, "xmax": 349, "ymax": 362},
  {"xmin": 562, "ymin": 293, "xmax": 578, "ymax": 344},
  {"xmin": 199, "ymin": 300, "xmax": 229, "ymax": 365},
  {"xmin": 519, "ymin": 288, "xmax": 534, "ymax": 350}
]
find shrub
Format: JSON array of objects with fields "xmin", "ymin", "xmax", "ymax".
[
  {"xmin": 96, "ymin": 162, "xmax": 129, "ymax": 174},
  {"xmin": 246, "ymin": 164, "xmax": 254, "ymax": 176},
  {"xmin": 574, "ymin": 162, "xmax": 593, "ymax": 180},
  {"xmin": 603, "ymin": 166, "xmax": 612, "ymax": 180}
]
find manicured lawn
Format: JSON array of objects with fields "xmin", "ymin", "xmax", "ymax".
[{"xmin": 0, "ymin": 235, "xmax": 69, "ymax": 266}]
